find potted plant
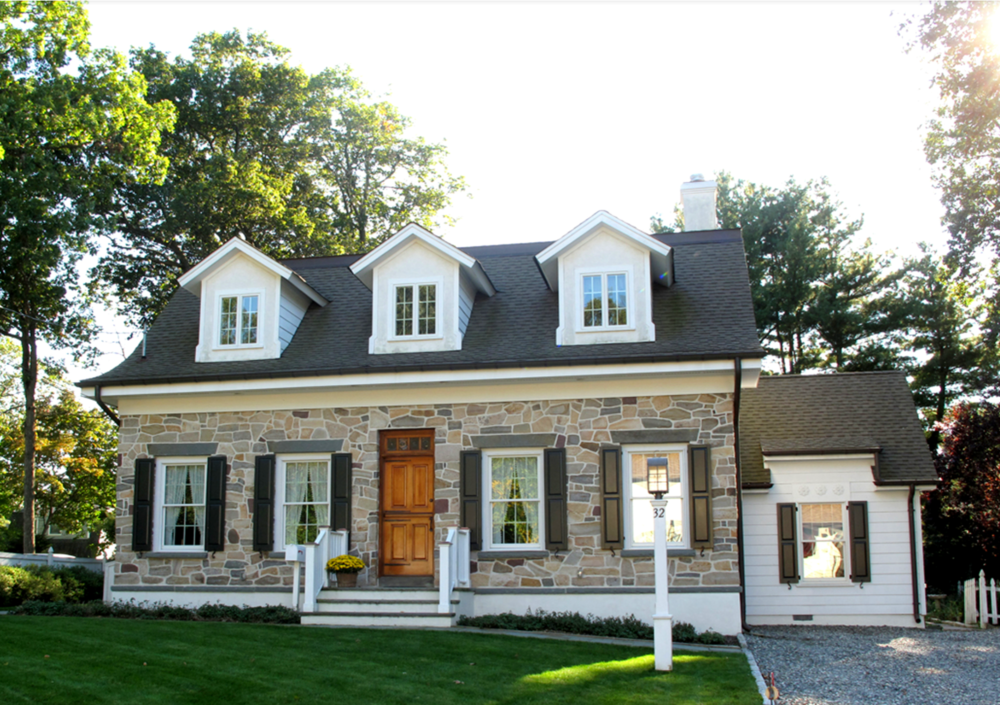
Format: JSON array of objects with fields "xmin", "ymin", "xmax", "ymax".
[{"xmin": 326, "ymin": 555, "xmax": 365, "ymax": 588}]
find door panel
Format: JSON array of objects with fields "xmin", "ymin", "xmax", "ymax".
[{"xmin": 381, "ymin": 456, "xmax": 435, "ymax": 577}]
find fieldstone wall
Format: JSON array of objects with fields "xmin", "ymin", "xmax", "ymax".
[{"xmin": 114, "ymin": 393, "xmax": 737, "ymax": 590}]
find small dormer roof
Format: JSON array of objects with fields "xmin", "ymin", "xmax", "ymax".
[
  {"xmin": 177, "ymin": 237, "xmax": 327, "ymax": 306},
  {"xmin": 349, "ymin": 223, "xmax": 496, "ymax": 295},
  {"xmin": 534, "ymin": 211, "xmax": 674, "ymax": 291}
]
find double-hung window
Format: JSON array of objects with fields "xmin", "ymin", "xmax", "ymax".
[
  {"xmin": 800, "ymin": 503, "xmax": 847, "ymax": 580},
  {"xmin": 276, "ymin": 457, "xmax": 331, "ymax": 550},
  {"xmin": 219, "ymin": 294, "xmax": 259, "ymax": 346},
  {"xmin": 622, "ymin": 446, "xmax": 686, "ymax": 548},
  {"xmin": 157, "ymin": 460, "xmax": 207, "ymax": 551},
  {"xmin": 483, "ymin": 449, "xmax": 544, "ymax": 550},
  {"xmin": 582, "ymin": 272, "xmax": 628, "ymax": 329},
  {"xmin": 394, "ymin": 284, "xmax": 437, "ymax": 337}
]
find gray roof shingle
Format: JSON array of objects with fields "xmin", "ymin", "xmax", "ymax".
[
  {"xmin": 80, "ymin": 230, "xmax": 764, "ymax": 387},
  {"xmin": 739, "ymin": 372, "xmax": 938, "ymax": 486}
]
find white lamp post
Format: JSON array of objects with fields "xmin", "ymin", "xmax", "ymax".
[{"xmin": 647, "ymin": 458, "xmax": 673, "ymax": 672}]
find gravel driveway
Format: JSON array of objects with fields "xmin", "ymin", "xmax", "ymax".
[{"xmin": 744, "ymin": 625, "xmax": 1000, "ymax": 705}]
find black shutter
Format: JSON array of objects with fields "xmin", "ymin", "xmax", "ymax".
[
  {"xmin": 331, "ymin": 453, "xmax": 353, "ymax": 545},
  {"xmin": 460, "ymin": 450, "xmax": 482, "ymax": 550},
  {"xmin": 777, "ymin": 503, "xmax": 799, "ymax": 584},
  {"xmin": 689, "ymin": 445, "xmax": 713, "ymax": 550},
  {"xmin": 848, "ymin": 501, "xmax": 871, "ymax": 583},
  {"xmin": 544, "ymin": 448, "xmax": 568, "ymax": 551},
  {"xmin": 252, "ymin": 455, "xmax": 276, "ymax": 552},
  {"xmin": 132, "ymin": 458, "xmax": 155, "ymax": 553},
  {"xmin": 600, "ymin": 446, "xmax": 623, "ymax": 550},
  {"xmin": 204, "ymin": 455, "xmax": 227, "ymax": 552}
]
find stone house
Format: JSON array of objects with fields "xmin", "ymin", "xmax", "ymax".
[{"xmin": 80, "ymin": 177, "xmax": 937, "ymax": 633}]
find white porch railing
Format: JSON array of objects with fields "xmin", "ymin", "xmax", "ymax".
[
  {"xmin": 438, "ymin": 527, "xmax": 471, "ymax": 614},
  {"xmin": 965, "ymin": 569, "xmax": 1000, "ymax": 627},
  {"xmin": 302, "ymin": 527, "xmax": 349, "ymax": 613}
]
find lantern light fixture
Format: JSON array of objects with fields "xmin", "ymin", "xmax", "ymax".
[{"xmin": 646, "ymin": 457, "xmax": 670, "ymax": 499}]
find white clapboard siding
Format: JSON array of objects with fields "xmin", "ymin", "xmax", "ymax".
[
  {"xmin": 278, "ymin": 288, "xmax": 309, "ymax": 353},
  {"xmin": 458, "ymin": 277, "xmax": 475, "ymax": 336},
  {"xmin": 743, "ymin": 456, "xmax": 918, "ymax": 623}
]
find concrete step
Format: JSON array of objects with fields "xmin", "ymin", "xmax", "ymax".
[
  {"xmin": 315, "ymin": 597, "xmax": 458, "ymax": 614},
  {"xmin": 301, "ymin": 611, "xmax": 457, "ymax": 629},
  {"xmin": 317, "ymin": 588, "xmax": 439, "ymax": 602}
]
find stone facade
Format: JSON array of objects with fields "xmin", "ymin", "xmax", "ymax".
[{"xmin": 115, "ymin": 393, "xmax": 737, "ymax": 590}]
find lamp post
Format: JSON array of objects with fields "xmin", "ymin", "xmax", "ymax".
[{"xmin": 647, "ymin": 457, "xmax": 673, "ymax": 672}]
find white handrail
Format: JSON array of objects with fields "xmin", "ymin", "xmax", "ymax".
[
  {"xmin": 438, "ymin": 527, "xmax": 457, "ymax": 613},
  {"xmin": 456, "ymin": 528, "xmax": 471, "ymax": 588},
  {"xmin": 303, "ymin": 527, "xmax": 330, "ymax": 613}
]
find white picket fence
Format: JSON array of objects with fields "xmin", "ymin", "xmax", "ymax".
[{"xmin": 964, "ymin": 570, "xmax": 1000, "ymax": 627}]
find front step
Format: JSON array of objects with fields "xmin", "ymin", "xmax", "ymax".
[
  {"xmin": 301, "ymin": 611, "xmax": 456, "ymax": 629},
  {"xmin": 304, "ymin": 587, "xmax": 461, "ymax": 628}
]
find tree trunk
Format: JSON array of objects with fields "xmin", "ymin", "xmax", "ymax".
[{"xmin": 21, "ymin": 322, "xmax": 37, "ymax": 554}]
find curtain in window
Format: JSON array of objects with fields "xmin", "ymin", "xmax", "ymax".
[
  {"xmin": 163, "ymin": 465, "xmax": 205, "ymax": 547},
  {"xmin": 284, "ymin": 462, "xmax": 329, "ymax": 545},
  {"xmin": 490, "ymin": 456, "xmax": 539, "ymax": 545}
]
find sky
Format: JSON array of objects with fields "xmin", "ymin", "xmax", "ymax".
[{"xmin": 69, "ymin": 0, "xmax": 947, "ymax": 381}]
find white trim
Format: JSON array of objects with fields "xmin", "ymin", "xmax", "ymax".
[
  {"xmin": 481, "ymin": 448, "xmax": 546, "ymax": 552},
  {"xmin": 622, "ymin": 445, "xmax": 689, "ymax": 550},
  {"xmin": 576, "ymin": 267, "xmax": 635, "ymax": 333},
  {"xmin": 213, "ymin": 290, "xmax": 265, "ymax": 350},
  {"xmin": 153, "ymin": 457, "xmax": 208, "ymax": 553},
  {"xmin": 387, "ymin": 278, "xmax": 444, "ymax": 341},
  {"xmin": 178, "ymin": 237, "xmax": 325, "ymax": 305},
  {"xmin": 797, "ymin": 501, "xmax": 851, "ymax": 585},
  {"xmin": 274, "ymin": 454, "xmax": 332, "ymax": 553}
]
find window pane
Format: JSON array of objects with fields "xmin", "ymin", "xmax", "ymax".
[
  {"xmin": 801, "ymin": 503, "xmax": 845, "ymax": 579},
  {"xmin": 607, "ymin": 274, "xmax": 628, "ymax": 326},
  {"xmin": 629, "ymin": 453, "xmax": 683, "ymax": 545},
  {"xmin": 220, "ymin": 297, "xmax": 237, "ymax": 345},
  {"xmin": 284, "ymin": 461, "xmax": 330, "ymax": 545},
  {"xmin": 418, "ymin": 284, "xmax": 436, "ymax": 335},
  {"xmin": 489, "ymin": 456, "xmax": 540, "ymax": 546},
  {"xmin": 241, "ymin": 295, "xmax": 258, "ymax": 344},
  {"xmin": 163, "ymin": 464, "xmax": 206, "ymax": 547},
  {"xmin": 583, "ymin": 275, "xmax": 603, "ymax": 327},
  {"xmin": 395, "ymin": 287, "xmax": 413, "ymax": 336}
]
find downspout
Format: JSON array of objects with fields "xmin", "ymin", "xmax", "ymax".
[
  {"xmin": 733, "ymin": 357, "xmax": 749, "ymax": 631},
  {"xmin": 908, "ymin": 483, "xmax": 921, "ymax": 624},
  {"xmin": 94, "ymin": 385, "xmax": 121, "ymax": 428}
]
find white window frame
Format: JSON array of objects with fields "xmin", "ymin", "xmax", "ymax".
[
  {"xmin": 481, "ymin": 448, "xmax": 546, "ymax": 552},
  {"xmin": 214, "ymin": 290, "xmax": 264, "ymax": 350},
  {"xmin": 388, "ymin": 277, "xmax": 443, "ymax": 341},
  {"xmin": 797, "ymin": 502, "xmax": 852, "ymax": 586},
  {"xmin": 274, "ymin": 455, "xmax": 332, "ymax": 553},
  {"xmin": 154, "ymin": 457, "xmax": 208, "ymax": 553},
  {"xmin": 576, "ymin": 266, "xmax": 635, "ymax": 332},
  {"xmin": 622, "ymin": 445, "xmax": 688, "ymax": 549}
]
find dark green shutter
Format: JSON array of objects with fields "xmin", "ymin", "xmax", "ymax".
[
  {"xmin": 331, "ymin": 453, "xmax": 353, "ymax": 544},
  {"xmin": 132, "ymin": 458, "xmax": 155, "ymax": 553},
  {"xmin": 600, "ymin": 446, "xmax": 623, "ymax": 550},
  {"xmin": 544, "ymin": 448, "xmax": 568, "ymax": 551},
  {"xmin": 204, "ymin": 455, "xmax": 227, "ymax": 552},
  {"xmin": 848, "ymin": 501, "xmax": 871, "ymax": 583},
  {"xmin": 689, "ymin": 445, "xmax": 713, "ymax": 550},
  {"xmin": 460, "ymin": 450, "xmax": 482, "ymax": 550},
  {"xmin": 777, "ymin": 503, "xmax": 799, "ymax": 584},
  {"xmin": 252, "ymin": 455, "xmax": 276, "ymax": 552}
]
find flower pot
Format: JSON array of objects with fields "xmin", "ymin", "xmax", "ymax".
[{"xmin": 336, "ymin": 572, "xmax": 358, "ymax": 588}]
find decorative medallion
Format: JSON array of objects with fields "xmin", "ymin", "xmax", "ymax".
[
  {"xmin": 816, "ymin": 485, "xmax": 828, "ymax": 496},
  {"xmin": 833, "ymin": 485, "xmax": 845, "ymax": 496},
  {"xmin": 798, "ymin": 486, "xmax": 810, "ymax": 497}
]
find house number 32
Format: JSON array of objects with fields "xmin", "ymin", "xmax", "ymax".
[{"xmin": 652, "ymin": 507, "xmax": 665, "ymax": 518}]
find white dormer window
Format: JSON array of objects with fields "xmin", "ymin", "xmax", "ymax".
[
  {"xmin": 218, "ymin": 293, "xmax": 260, "ymax": 347},
  {"xmin": 393, "ymin": 282, "xmax": 438, "ymax": 338},
  {"xmin": 582, "ymin": 272, "xmax": 629, "ymax": 328}
]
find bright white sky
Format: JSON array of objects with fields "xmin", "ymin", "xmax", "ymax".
[{"xmin": 72, "ymin": 0, "xmax": 945, "ymax": 380}]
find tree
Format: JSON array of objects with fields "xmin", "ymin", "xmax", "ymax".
[
  {"xmin": 923, "ymin": 401, "xmax": 1000, "ymax": 590},
  {"xmin": 652, "ymin": 172, "xmax": 903, "ymax": 374},
  {"xmin": 100, "ymin": 30, "xmax": 465, "ymax": 326},
  {"xmin": 907, "ymin": 1, "xmax": 1000, "ymax": 349},
  {"xmin": 0, "ymin": 1, "xmax": 174, "ymax": 552}
]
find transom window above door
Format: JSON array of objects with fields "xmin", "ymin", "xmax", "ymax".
[
  {"xmin": 394, "ymin": 284, "xmax": 437, "ymax": 337},
  {"xmin": 582, "ymin": 273, "xmax": 629, "ymax": 329},
  {"xmin": 218, "ymin": 293, "xmax": 260, "ymax": 347}
]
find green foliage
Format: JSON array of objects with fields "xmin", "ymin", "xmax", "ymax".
[
  {"xmin": 100, "ymin": 30, "xmax": 465, "ymax": 326},
  {"xmin": 696, "ymin": 630, "xmax": 726, "ymax": 645},
  {"xmin": 0, "ymin": 565, "xmax": 83, "ymax": 606},
  {"xmin": 12, "ymin": 599, "xmax": 301, "ymax": 624},
  {"xmin": 671, "ymin": 620, "xmax": 697, "ymax": 643}
]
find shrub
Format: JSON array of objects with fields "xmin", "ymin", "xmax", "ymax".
[
  {"xmin": 52, "ymin": 566, "xmax": 104, "ymax": 602},
  {"xmin": 456, "ymin": 611, "xmax": 729, "ymax": 644},
  {"xmin": 671, "ymin": 621, "xmax": 698, "ymax": 643},
  {"xmin": 12, "ymin": 599, "xmax": 301, "ymax": 624},
  {"xmin": 0, "ymin": 565, "xmax": 72, "ymax": 606},
  {"xmin": 697, "ymin": 630, "xmax": 726, "ymax": 645}
]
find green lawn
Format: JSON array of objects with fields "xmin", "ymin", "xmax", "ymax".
[{"xmin": 0, "ymin": 617, "xmax": 760, "ymax": 704}]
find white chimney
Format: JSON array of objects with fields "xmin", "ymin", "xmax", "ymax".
[{"xmin": 680, "ymin": 174, "xmax": 718, "ymax": 231}]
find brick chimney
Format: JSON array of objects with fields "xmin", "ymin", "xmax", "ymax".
[{"xmin": 680, "ymin": 174, "xmax": 718, "ymax": 231}]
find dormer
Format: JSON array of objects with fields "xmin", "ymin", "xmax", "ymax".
[
  {"xmin": 178, "ymin": 238, "xmax": 327, "ymax": 363},
  {"xmin": 535, "ymin": 211, "xmax": 672, "ymax": 346},
  {"xmin": 350, "ymin": 223, "xmax": 495, "ymax": 355}
]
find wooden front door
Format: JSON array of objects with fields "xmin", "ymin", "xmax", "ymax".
[{"xmin": 380, "ymin": 432, "xmax": 435, "ymax": 577}]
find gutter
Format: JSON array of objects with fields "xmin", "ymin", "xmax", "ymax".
[
  {"xmin": 733, "ymin": 357, "xmax": 749, "ymax": 632},
  {"xmin": 94, "ymin": 386, "xmax": 121, "ymax": 427},
  {"xmin": 908, "ymin": 484, "xmax": 921, "ymax": 625}
]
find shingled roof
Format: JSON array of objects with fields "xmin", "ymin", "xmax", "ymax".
[
  {"xmin": 739, "ymin": 372, "xmax": 938, "ymax": 487},
  {"xmin": 80, "ymin": 229, "xmax": 763, "ymax": 387}
]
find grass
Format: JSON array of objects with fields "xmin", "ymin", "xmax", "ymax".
[{"xmin": 0, "ymin": 617, "xmax": 760, "ymax": 705}]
